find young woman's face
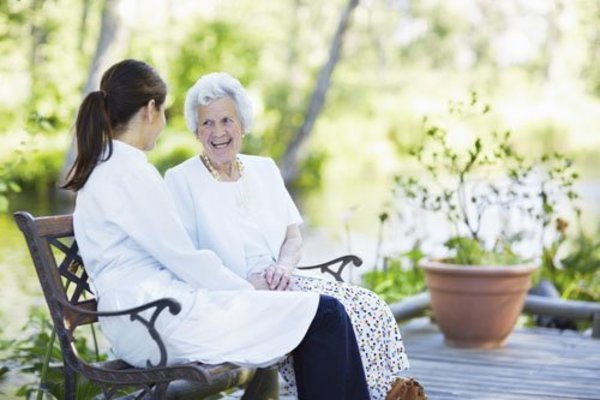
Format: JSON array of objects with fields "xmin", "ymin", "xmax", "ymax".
[
  {"xmin": 144, "ymin": 102, "xmax": 166, "ymax": 150},
  {"xmin": 196, "ymin": 97, "xmax": 243, "ymax": 166}
]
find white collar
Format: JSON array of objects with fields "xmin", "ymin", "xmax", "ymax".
[{"xmin": 110, "ymin": 139, "xmax": 148, "ymax": 162}]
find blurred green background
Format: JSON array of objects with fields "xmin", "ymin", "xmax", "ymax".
[
  {"xmin": 2, "ymin": 0, "xmax": 600, "ymax": 310},
  {"xmin": 1, "ymin": 0, "xmax": 600, "ymax": 395},
  {"xmin": 2, "ymin": 0, "xmax": 600, "ymax": 312}
]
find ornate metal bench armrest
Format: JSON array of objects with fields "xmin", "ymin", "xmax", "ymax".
[
  {"xmin": 56, "ymin": 296, "xmax": 181, "ymax": 367},
  {"xmin": 297, "ymin": 255, "xmax": 362, "ymax": 282}
]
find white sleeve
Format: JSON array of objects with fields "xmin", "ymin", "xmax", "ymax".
[
  {"xmin": 285, "ymin": 188, "xmax": 303, "ymax": 226},
  {"xmin": 268, "ymin": 158, "xmax": 303, "ymax": 225},
  {"xmin": 106, "ymin": 165, "xmax": 253, "ymax": 291}
]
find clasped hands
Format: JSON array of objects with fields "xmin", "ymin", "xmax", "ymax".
[{"xmin": 248, "ymin": 264, "xmax": 293, "ymax": 291}]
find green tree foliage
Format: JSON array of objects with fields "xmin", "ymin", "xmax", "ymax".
[
  {"xmin": 1, "ymin": 0, "xmax": 600, "ymax": 204},
  {"xmin": 166, "ymin": 20, "xmax": 261, "ymax": 132},
  {"xmin": 0, "ymin": 152, "xmax": 23, "ymax": 212},
  {"xmin": 541, "ymin": 220, "xmax": 600, "ymax": 302},
  {"xmin": 362, "ymin": 244, "xmax": 427, "ymax": 304},
  {"xmin": 0, "ymin": 0, "xmax": 95, "ymax": 136},
  {"xmin": 581, "ymin": 0, "xmax": 600, "ymax": 96}
]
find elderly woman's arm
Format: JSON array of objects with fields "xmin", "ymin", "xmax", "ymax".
[
  {"xmin": 277, "ymin": 224, "xmax": 302, "ymax": 272},
  {"xmin": 259, "ymin": 224, "xmax": 302, "ymax": 291}
]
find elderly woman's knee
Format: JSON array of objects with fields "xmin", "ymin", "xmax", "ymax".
[{"xmin": 316, "ymin": 295, "xmax": 350, "ymax": 326}]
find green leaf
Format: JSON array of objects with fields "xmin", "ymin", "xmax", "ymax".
[
  {"xmin": 8, "ymin": 181, "xmax": 21, "ymax": 193},
  {"xmin": 378, "ymin": 212, "xmax": 389, "ymax": 223},
  {"xmin": 0, "ymin": 195, "xmax": 8, "ymax": 213}
]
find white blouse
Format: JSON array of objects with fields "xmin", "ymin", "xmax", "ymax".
[
  {"xmin": 74, "ymin": 140, "xmax": 318, "ymax": 368},
  {"xmin": 164, "ymin": 154, "xmax": 302, "ymax": 278}
]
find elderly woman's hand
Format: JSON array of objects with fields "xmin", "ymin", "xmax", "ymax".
[
  {"xmin": 247, "ymin": 271, "xmax": 271, "ymax": 290},
  {"xmin": 265, "ymin": 264, "xmax": 293, "ymax": 291}
]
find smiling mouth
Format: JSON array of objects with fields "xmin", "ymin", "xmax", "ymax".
[{"xmin": 211, "ymin": 139, "xmax": 232, "ymax": 149}]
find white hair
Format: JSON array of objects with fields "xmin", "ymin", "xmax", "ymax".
[{"xmin": 184, "ymin": 72, "xmax": 253, "ymax": 134}]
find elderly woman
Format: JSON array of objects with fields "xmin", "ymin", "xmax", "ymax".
[{"xmin": 164, "ymin": 73, "xmax": 419, "ymax": 400}]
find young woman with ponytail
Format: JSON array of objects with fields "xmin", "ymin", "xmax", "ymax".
[
  {"xmin": 63, "ymin": 59, "xmax": 370, "ymax": 400},
  {"xmin": 63, "ymin": 59, "xmax": 167, "ymax": 190}
]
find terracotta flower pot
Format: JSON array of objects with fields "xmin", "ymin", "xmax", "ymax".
[{"xmin": 419, "ymin": 259, "xmax": 538, "ymax": 348}]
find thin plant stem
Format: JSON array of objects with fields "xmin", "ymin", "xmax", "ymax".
[
  {"xmin": 37, "ymin": 321, "xmax": 56, "ymax": 400},
  {"xmin": 90, "ymin": 321, "xmax": 100, "ymax": 362},
  {"xmin": 37, "ymin": 280, "xmax": 72, "ymax": 399}
]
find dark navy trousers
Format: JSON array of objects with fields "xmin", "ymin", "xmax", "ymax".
[{"xmin": 292, "ymin": 295, "xmax": 370, "ymax": 400}]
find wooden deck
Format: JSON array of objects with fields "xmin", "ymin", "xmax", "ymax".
[{"xmin": 400, "ymin": 318, "xmax": 600, "ymax": 400}]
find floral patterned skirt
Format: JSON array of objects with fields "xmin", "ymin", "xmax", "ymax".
[{"xmin": 279, "ymin": 275, "xmax": 410, "ymax": 400}]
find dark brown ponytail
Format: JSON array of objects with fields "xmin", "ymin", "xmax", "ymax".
[
  {"xmin": 62, "ymin": 91, "xmax": 112, "ymax": 191},
  {"xmin": 62, "ymin": 59, "xmax": 167, "ymax": 191}
]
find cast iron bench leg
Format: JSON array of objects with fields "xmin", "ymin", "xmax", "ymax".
[
  {"xmin": 65, "ymin": 365, "xmax": 77, "ymax": 400},
  {"xmin": 241, "ymin": 367, "xmax": 279, "ymax": 400}
]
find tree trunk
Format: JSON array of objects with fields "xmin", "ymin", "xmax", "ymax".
[
  {"xmin": 29, "ymin": 0, "xmax": 48, "ymax": 104},
  {"xmin": 543, "ymin": 0, "xmax": 563, "ymax": 84},
  {"xmin": 78, "ymin": 0, "xmax": 92, "ymax": 53},
  {"xmin": 280, "ymin": 0, "xmax": 360, "ymax": 184},
  {"xmin": 60, "ymin": 0, "xmax": 129, "ymax": 188},
  {"xmin": 81, "ymin": 0, "xmax": 130, "ymax": 95},
  {"xmin": 278, "ymin": 0, "xmax": 302, "ymax": 130}
]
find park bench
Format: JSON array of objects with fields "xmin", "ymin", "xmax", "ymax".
[{"xmin": 13, "ymin": 211, "xmax": 362, "ymax": 400}]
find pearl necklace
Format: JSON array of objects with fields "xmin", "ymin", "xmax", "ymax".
[{"xmin": 200, "ymin": 151, "xmax": 244, "ymax": 182}]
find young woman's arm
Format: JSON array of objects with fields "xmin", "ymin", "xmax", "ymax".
[{"xmin": 109, "ymin": 165, "xmax": 253, "ymax": 291}]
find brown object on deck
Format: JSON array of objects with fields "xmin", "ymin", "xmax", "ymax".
[
  {"xmin": 386, "ymin": 377, "xmax": 428, "ymax": 400},
  {"xmin": 420, "ymin": 260, "xmax": 537, "ymax": 348}
]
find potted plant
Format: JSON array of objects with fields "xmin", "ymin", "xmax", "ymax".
[{"xmin": 392, "ymin": 93, "xmax": 579, "ymax": 348}]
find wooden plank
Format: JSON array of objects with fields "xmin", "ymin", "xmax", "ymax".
[
  {"xmin": 400, "ymin": 318, "xmax": 600, "ymax": 399},
  {"xmin": 408, "ymin": 360, "xmax": 596, "ymax": 398}
]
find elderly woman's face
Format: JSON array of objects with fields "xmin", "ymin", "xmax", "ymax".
[{"xmin": 196, "ymin": 96, "xmax": 243, "ymax": 165}]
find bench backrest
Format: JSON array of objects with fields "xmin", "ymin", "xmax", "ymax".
[{"xmin": 13, "ymin": 211, "xmax": 97, "ymax": 368}]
